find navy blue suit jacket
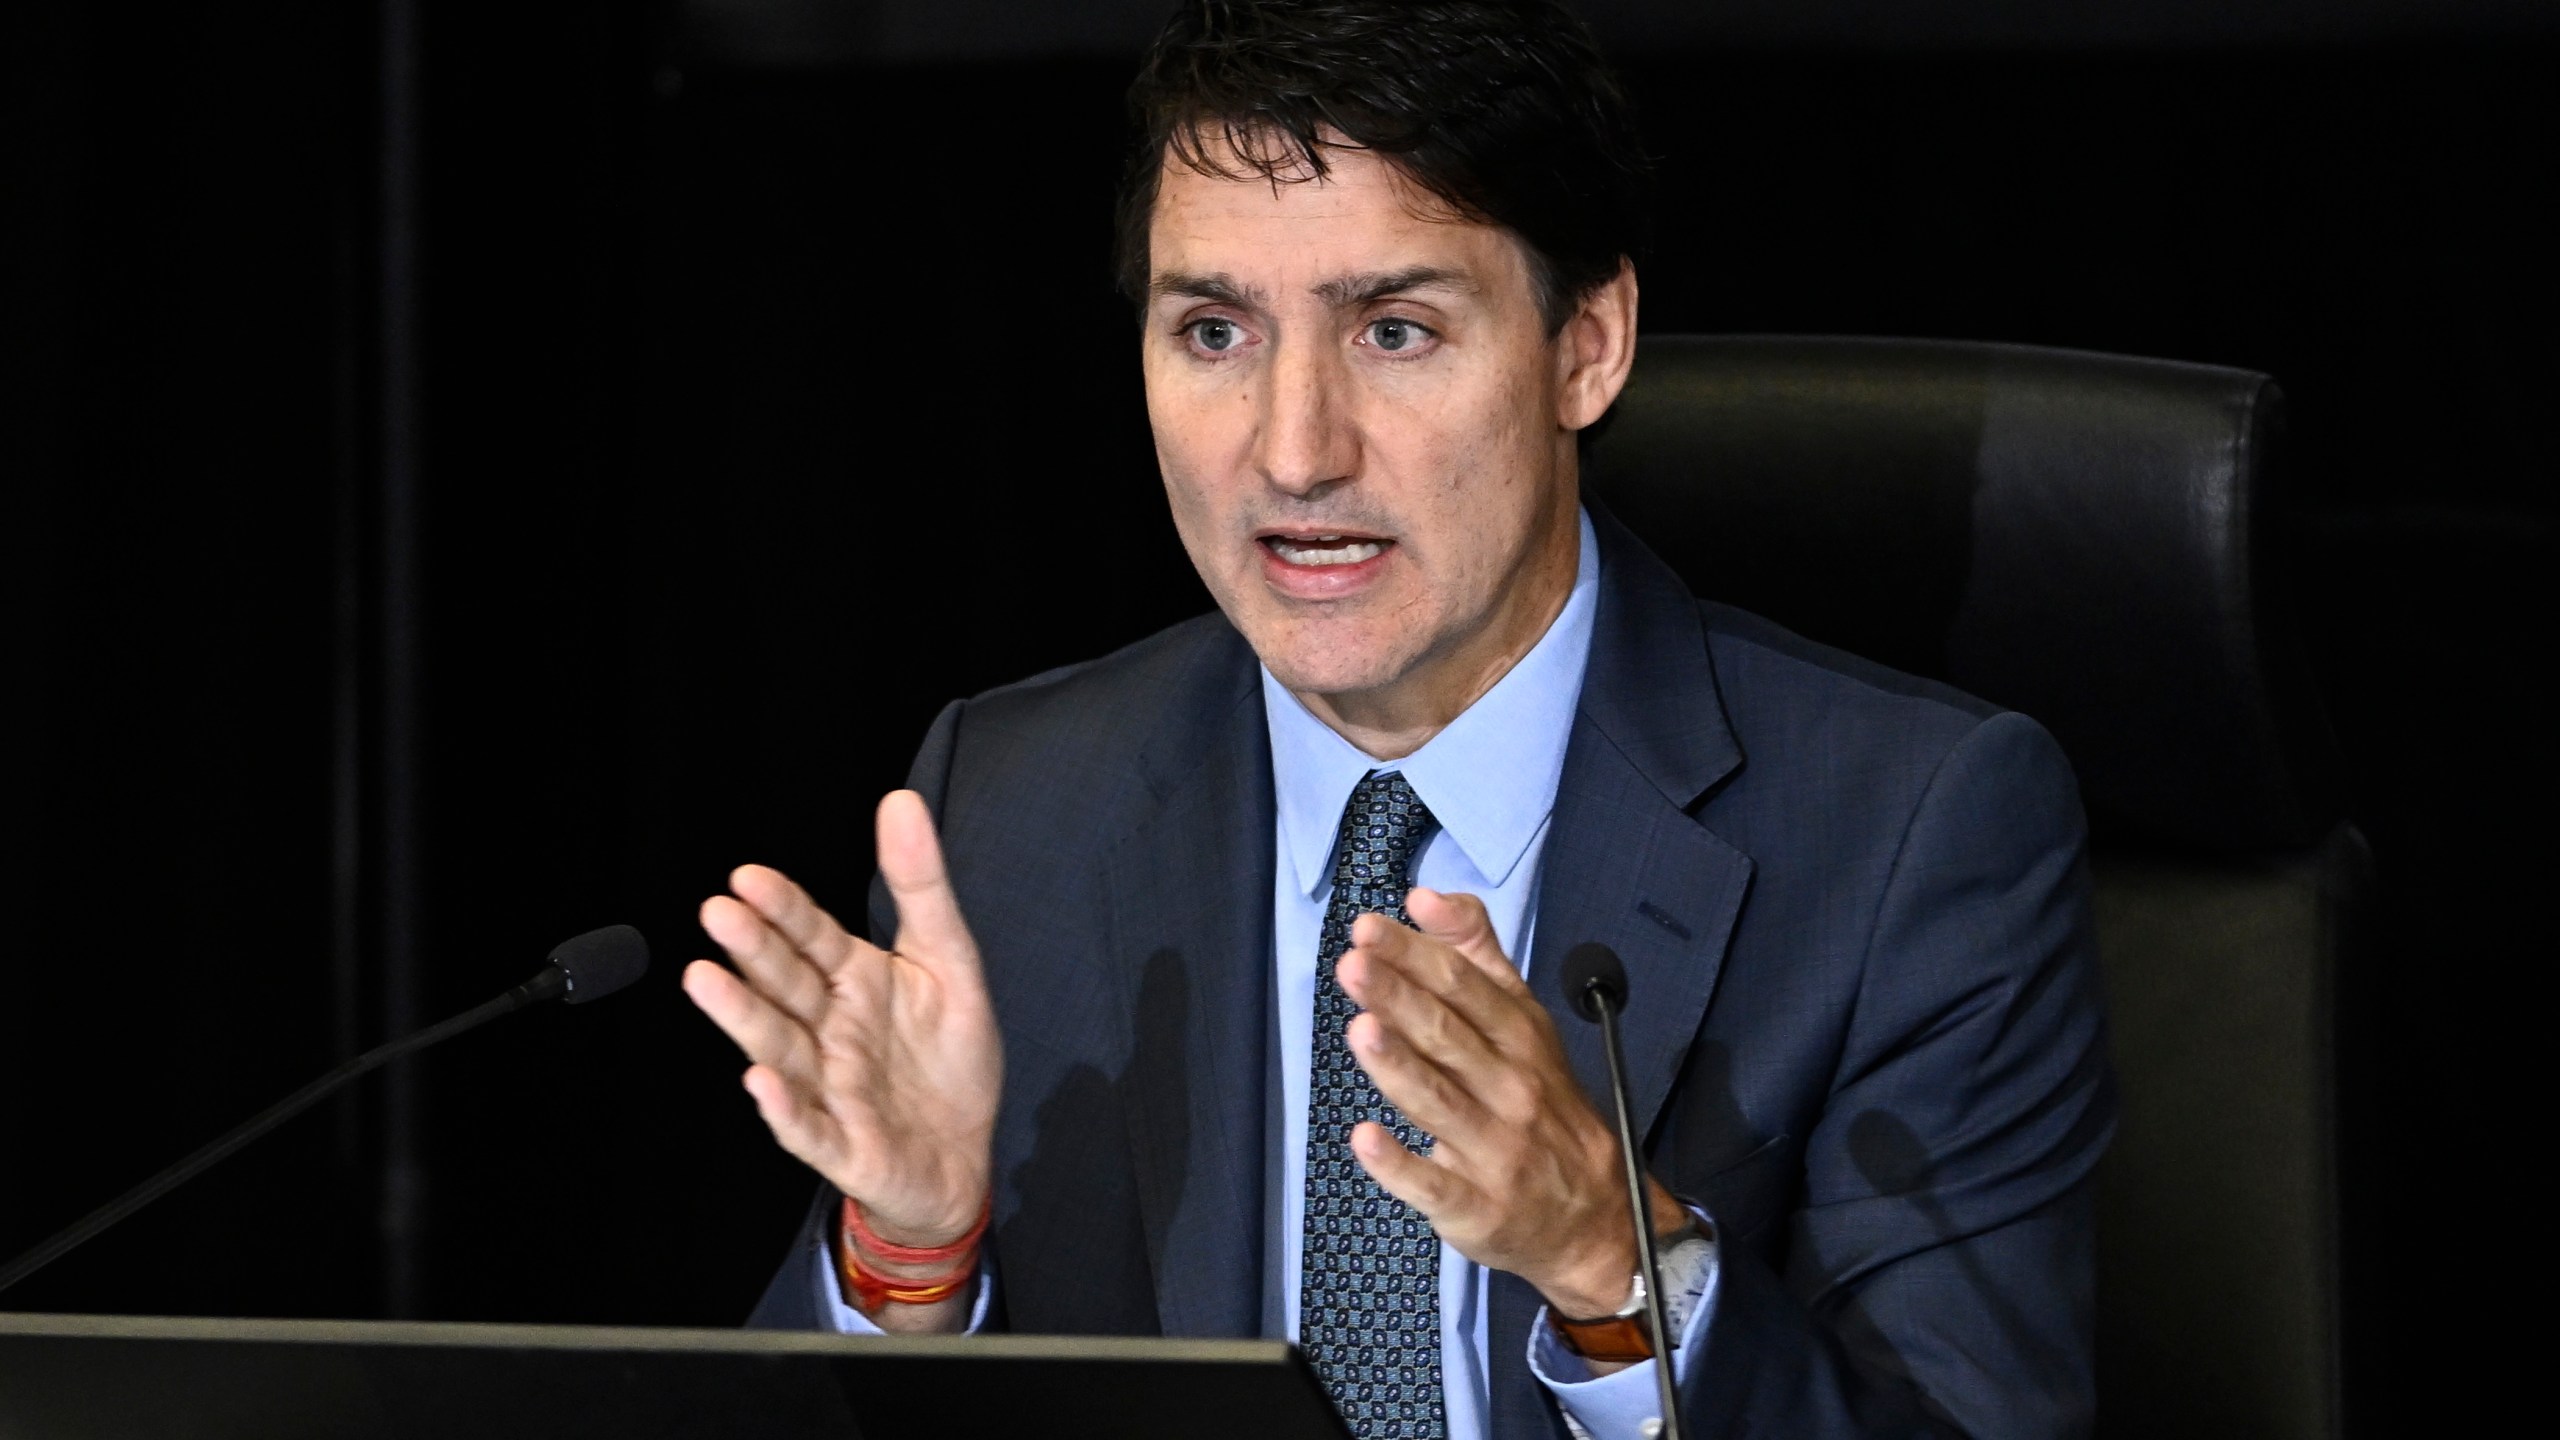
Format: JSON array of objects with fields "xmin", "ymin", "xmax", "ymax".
[{"xmin": 751, "ymin": 510, "xmax": 2114, "ymax": 1438}]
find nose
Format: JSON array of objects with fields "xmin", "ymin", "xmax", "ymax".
[{"xmin": 1251, "ymin": 333, "xmax": 1358, "ymax": 498}]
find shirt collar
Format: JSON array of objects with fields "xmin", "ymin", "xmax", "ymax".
[{"xmin": 1264, "ymin": 508, "xmax": 1602, "ymax": 896}]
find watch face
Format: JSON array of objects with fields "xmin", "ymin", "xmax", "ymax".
[
  {"xmin": 1654, "ymin": 1231, "xmax": 1717, "ymax": 1335},
  {"xmin": 1660, "ymin": 1232, "xmax": 1714, "ymax": 1278}
]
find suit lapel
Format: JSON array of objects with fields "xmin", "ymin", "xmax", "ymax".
[
  {"xmin": 1530, "ymin": 728, "xmax": 1753, "ymax": 1142},
  {"xmin": 1106, "ymin": 640, "xmax": 1275, "ymax": 1339},
  {"xmin": 1493, "ymin": 507, "xmax": 1757, "ymax": 1438}
]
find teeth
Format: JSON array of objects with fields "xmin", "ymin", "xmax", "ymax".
[{"xmin": 1271, "ymin": 538, "xmax": 1385, "ymax": 566}]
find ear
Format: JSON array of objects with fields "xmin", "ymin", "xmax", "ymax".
[{"xmin": 1556, "ymin": 258, "xmax": 1639, "ymax": 433}]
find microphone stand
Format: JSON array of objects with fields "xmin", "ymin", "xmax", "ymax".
[
  {"xmin": 0, "ymin": 968, "xmax": 567, "ymax": 1297},
  {"xmin": 1591, "ymin": 982, "xmax": 1686, "ymax": 1440}
]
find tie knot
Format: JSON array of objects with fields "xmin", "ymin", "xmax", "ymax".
[{"xmin": 1330, "ymin": 770, "xmax": 1437, "ymax": 903}]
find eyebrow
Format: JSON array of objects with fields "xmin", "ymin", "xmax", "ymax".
[
  {"xmin": 1150, "ymin": 271, "xmax": 1265, "ymax": 308},
  {"xmin": 1148, "ymin": 264, "xmax": 1476, "ymax": 311},
  {"xmin": 1313, "ymin": 265, "xmax": 1475, "ymax": 307}
]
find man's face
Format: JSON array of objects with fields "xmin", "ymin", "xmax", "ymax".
[{"xmin": 1141, "ymin": 140, "xmax": 1612, "ymax": 716}]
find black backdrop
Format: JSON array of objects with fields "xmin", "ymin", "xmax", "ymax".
[{"xmin": 4, "ymin": 3, "xmax": 2550, "ymax": 1432}]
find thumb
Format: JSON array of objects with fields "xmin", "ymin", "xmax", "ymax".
[
  {"xmin": 876, "ymin": 789, "xmax": 979, "ymax": 969},
  {"xmin": 1405, "ymin": 887, "xmax": 1518, "ymax": 988}
]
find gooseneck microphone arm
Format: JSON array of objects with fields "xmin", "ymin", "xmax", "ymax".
[
  {"xmin": 0, "ymin": 924, "xmax": 648, "ymax": 1298},
  {"xmin": 1563, "ymin": 941, "xmax": 1686, "ymax": 1440}
]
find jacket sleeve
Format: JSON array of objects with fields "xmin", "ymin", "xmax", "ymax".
[{"xmin": 1680, "ymin": 711, "xmax": 2116, "ymax": 1438}]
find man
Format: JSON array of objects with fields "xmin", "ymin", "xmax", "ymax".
[{"xmin": 683, "ymin": 3, "xmax": 2113, "ymax": 1437}]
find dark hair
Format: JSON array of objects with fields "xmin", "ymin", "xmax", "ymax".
[{"xmin": 1114, "ymin": 0, "xmax": 1651, "ymax": 333}]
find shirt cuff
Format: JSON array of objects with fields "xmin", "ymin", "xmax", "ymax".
[
  {"xmin": 1524, "ymin": 1234, "xmax": 1721, "ymax": 1440},
  {"xmin": 815, "ymin": 1233, "xmax": 995, "ymax": 1335}
]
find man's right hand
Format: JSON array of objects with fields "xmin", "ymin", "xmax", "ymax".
[{"xmin": 683, "ymin": 790, "xmax": 1002, "ymax": 1329}]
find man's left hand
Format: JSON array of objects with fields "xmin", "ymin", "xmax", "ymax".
[{"xmin": 1335, "ymin": 888, "xmax": 1678, "ymax": 1321}]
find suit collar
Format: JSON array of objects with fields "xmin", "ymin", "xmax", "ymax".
[
  {"xmin": 1576, "ymin": 501, "xmax": 1745, "ymax": 811},
  {"xmin": 1130, "ymin": 622, "xmax": 1265, "ymax": 802}
]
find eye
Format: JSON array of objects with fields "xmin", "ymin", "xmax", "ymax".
[
  {"xmin": 1185, "ymin": 317, "xmax": 1246, "ymax": 355},
  {"xmin": 1361, "ymin": 317, "xmax": 1435, "ymax": 354}
]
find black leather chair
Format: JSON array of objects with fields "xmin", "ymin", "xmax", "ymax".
[{"xmin": 1586, "ymin": 336, "xmax": 2361, "ymax": 1440}]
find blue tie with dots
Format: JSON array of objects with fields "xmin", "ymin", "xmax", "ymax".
[{"xmin": 1300, "ymin": 769, "xmax": 1446, "ymax": 1440}]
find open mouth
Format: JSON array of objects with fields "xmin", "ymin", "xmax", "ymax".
[{"xmin": 1259, "ymin": 532, "xmax": 1392, "ymax": 567}]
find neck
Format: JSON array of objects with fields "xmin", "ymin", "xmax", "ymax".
[{"xmin": 1292, "ymin": 509, "xmax": 1581, "ymax": 761}]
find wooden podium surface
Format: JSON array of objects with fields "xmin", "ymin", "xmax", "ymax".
[{"xmin": 0, "ymin": 1312, "xmax": 1351, "ymax": 1439}]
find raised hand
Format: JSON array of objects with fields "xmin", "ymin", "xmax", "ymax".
[
  {"xmin": 683, "ymin": 791, "xmax": 1003, "ymax": 1294},
  {"xmin": 1334, "ymin": 887, "xmax": 1681, "ymax": 1331}
]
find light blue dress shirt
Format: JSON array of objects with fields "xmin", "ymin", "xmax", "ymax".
[{"xmin": 820, "ymin": 509, "xmax": 1715, "ymax": 1438}]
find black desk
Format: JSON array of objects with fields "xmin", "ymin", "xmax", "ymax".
[{"xmin": 0, "ymin": 1312, "xmax": 1349, "ymax": 1439}]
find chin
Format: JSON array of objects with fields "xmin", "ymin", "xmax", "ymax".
[{"xmin": 1246, "ymin": 613, "xmax": 1434, "ymax": 700}]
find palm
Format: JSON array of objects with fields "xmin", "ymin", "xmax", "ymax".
[
  {"xmin": 684, "ymin": 789, "xmax": 1004, "ymax": 1247},
  {"xmin": 808, "ymin": 932, "xmax": 1002, "ymax": 1239}
]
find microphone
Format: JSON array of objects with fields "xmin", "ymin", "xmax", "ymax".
[
  {"xmin": 1561, "ymin": 941, "xmax": 1686, "ymax": 1440},
  {"xmin": 0, "ymin": 924, "xmax": 650, "ymax": 1297}
]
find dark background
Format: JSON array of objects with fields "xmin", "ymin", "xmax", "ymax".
[{"xmin": 3, "ymin": 1, "xmax": 2548, "ymax": 1432}]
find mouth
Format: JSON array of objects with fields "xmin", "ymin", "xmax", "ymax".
[{"xmin": 1257, "ymin": 531, "xmax": 1394, "ymax": 567}]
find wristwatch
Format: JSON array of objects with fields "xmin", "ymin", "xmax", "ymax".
[{"xmin": 1553, "ymin": 1217, "xmax": 1714, "ymax": 1363}]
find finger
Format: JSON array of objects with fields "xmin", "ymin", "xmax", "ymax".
[
  {"xmin": 876, "ymin": 790, "xmax": 982, "ymax": 971},
  {"xmin": 1345, "ymin": 912, "xmax": 1519, "ymax": 1046},
  {"xmin": 1346, "ymin": 1010, "xmax": 1492, "ymax": 1141},
  {"xmin": 1339, "ymin": 944, "xmax": 1507, "ymax": 1088},
  {"xmin": 741, "ymin": 1062, "xmax": 856, "ymax": 1185},
  {"xmin": 700, "ymin": 892, "xmax": 834, "ymax": 1024},
  {"xmin": 683, "ymin": 957, "xmax": 825, "ymax": 1080},
  {"xmin": 1351, "ymin": 1119, "xmax": 1470, "ymax": 1221},
  {"xmin": 1405, "ymin": 888, "xmax": 1526, "ymax": 993},
  {"xmin": 1361, "ymin": 904, "xmax": 1550, "ymax": 1059},
  {"xmin": 727, "ymin": 864, "xmax": 860, "ymax": 977}
]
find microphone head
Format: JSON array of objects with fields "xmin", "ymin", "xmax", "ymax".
[
  {"xmin": 548, "ymin": 924, "xmax": 650, "ymax": 1005},
  {"xmin": 1561, "ymin": 942, "xmax": 1627, "ymax": 1023}
]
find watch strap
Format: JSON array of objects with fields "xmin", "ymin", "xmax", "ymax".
[{"xmin": 1553, "ymin": 1308, "xmax": 1655, "ymax": 1362}]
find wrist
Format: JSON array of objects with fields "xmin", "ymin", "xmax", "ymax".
[
  {"xmin": 852, "ymin": 1180, "xmax": 990, "ymax": 1251},
  {"xmin": 1534, "ymin": 1177, "xmax": 1690, "ymax": 1318},
  {"xmin": 845, "ymin": 1244, "xmax": 974, "ymax": 1284},
  {"xmin": 1550, "ymin": 1216, "xmax": 1714, "ymax": 1367},
  {"xmin": 839, "ymin": 1191, "xmax": 990, "ymax": 1302},
  {"xmin": 1539, "ymin": 1233, "xmax": 1643, "ymax": 1320}
]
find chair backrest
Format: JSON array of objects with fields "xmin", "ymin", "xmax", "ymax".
[{"xmin": 1587, "ymin": 335, "xmax": 2356, "ymax": 1439}]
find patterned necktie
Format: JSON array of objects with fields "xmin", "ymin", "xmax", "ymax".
[{"xmin": 1300, "ymin": 769, "xmax": 1446, "ymax": 1440}]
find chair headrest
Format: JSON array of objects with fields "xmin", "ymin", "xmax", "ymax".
[{"xmin": 1588, "ymin": 335, "xmax": 2337, "ymax": 851}]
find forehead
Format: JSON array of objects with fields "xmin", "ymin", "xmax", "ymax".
[{"xmin": 1147, "ymin": 143, "xmax": 1530, "ymax": 301}]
